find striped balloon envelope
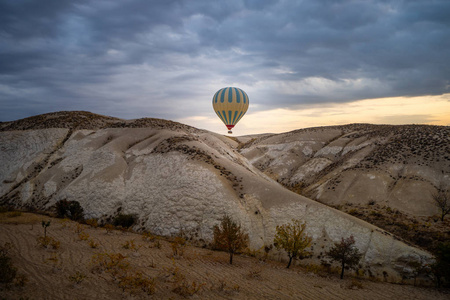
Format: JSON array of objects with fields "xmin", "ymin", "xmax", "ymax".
[{"xmin": 212, "ymin": 87, "xmax": 249, "ymax": 134}]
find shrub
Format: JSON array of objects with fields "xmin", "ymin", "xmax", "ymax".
[
  {"xmin": 89, "ymin": 239, "xmax": 99, "ymax": 249},
  {"xmin": 213, "ymin": 215, "xmax": 249, "ymax": 264},
  {"xmin": 85, "ymin": 218, "xmax": 98, "ymax": 228},
  {"xmin": 165, "ymin": 261, "xmax": 185, "ymax": 283},
  {"xmin": 55, "ymin": 200, "xmax": 84, "ymax": 221},
  {"xmin": 68, "ymin": 271, "xmax": 87, "ymax": 284},
  {"xmin": 273, "ymin": 219, "xmax": 312, "ymax": 268},
  {"xmin": 74, "ymin": 223, "xmax": 84, "ymax": 234},
  {"xmin": 215, "ymin": 280, "xmax": 240, "ymax": 295},
  {"xmin": 431, "ymin": 241, "xmax": 450, "ymax": 287},
  {"xmin": 303, "ymin": 263, "xmax": 331, "ymax": 276},
  {"xmin": 122, "ymin": 240, "xmax": 140, "ymax": 251},
  {"xmin": 154, "ymin": 239, "xmax": 162, "ymax": 249},
  {"xmin": 348, "ymin": 278, "xmax": 364, "ymax": 289},
  {"xmin": 36, "ymin": 236, "xmax": 60, "ymax": 250},
  {"xmin": 246, "ymin": 268, "xmax": 262, "ymax": 279},
  {"xmin": 91, "ymin": 252, "xmax": 129, "ymax": 275},
  {"xmin": 369, "ymin": 211, "xmax": 382, "ymax": 218},
  {"xmin": 262, "ymin": 244, "xmax": 273, "ymax": 262},
  {"xmin": 172, "ymin": 280, "xmax": 204, "ymax": 297},
  {"xmin": 118, "ymin": 272, "xmax": 156, "ymax": 295},
  {"xmin": 113, "ymin": 214, "xmax": 136, "ymax": 228},
  {"xmin": 171, "ymin": 237, "xmax": 186, "ymax": 258},
  {"xmin": 142, "ymin": 231, "xmax": 156, "ymax": 242},
  {"xmin": 104, "ymin": 224, "xmax": 115, "ymax": 234},
  {"xmin": 78, "ymin": 232, "xmax": 90, "ymax": 241},
  {"xmin": 348, "ymin": 209, "xmax": 359, "ymax": 216}
]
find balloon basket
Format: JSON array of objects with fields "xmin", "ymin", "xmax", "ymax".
[{"xmin": 228, "ymin": 130, "xmax": 233, "ymax": 134}]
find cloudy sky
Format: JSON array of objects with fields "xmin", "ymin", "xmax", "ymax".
[{"xmin": 1, "ymin": 0, "xmax": 449, "ymax": 135}]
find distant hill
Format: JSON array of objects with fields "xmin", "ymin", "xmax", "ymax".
[
  {"xmin": 0, "ymin": 111, "xmax": 197, "ymax": 132},
  {"xmin": 238, "ymin": 124, "xmax": 450, "ymax": 250},
  {"xmin": 0, "ymin": 111, "xmax": 444, "ymax": 283},
  {"xmin": 239, "ymin": 124, "xmax": 449, "ymax": 216}
]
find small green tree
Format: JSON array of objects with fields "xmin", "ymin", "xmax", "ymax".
[
  {"xmin": 325, "ymin": 235, "xmax": 362, "ymax": 279},
  {"xmin": 273, "ymin": 219, "xmax": 312, "ymax": 268},
  {"xmin": 213, "ymin": 215, "xmax": 249, "ymax": 264}
]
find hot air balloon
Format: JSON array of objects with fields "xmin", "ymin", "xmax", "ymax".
[{"xmin": 212, "ymin": 87, "xmax": 249, "ymax": 134}]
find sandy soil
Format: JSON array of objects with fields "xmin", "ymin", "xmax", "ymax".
[{"xmin": 0, "ymin": 213, "xmax": 448, "ymax": 300}]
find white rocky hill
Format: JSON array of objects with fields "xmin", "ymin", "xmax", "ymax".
[
  {"xmin": 0, "ymin": 112, "xmax": 438, "ymax": 283},
  {"xmin": 239, "ymin": 124, "xmax": 450, "ymax": 217}
]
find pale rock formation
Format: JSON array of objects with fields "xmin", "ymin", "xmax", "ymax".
[{"xmin": 0, "ymin": 115, "xmax": 442, "ymax": 283}]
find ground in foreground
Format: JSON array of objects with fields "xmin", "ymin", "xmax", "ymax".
[{"xmin": 0, "ymin": 212, "xmax": 448, "ymax": 300}]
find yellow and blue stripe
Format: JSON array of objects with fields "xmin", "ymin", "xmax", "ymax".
[{"xmin": 212, "ymin": 87, "xmax": 249, "ymax": 130}]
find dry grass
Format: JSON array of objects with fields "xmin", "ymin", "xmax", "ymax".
[
  {"xmin": 0, "ymin": 211, "xmax": 45, "ymax": 225},
  {"xmin": 0, "ymin": 214, "xmax": 448, "ymax": 300}
]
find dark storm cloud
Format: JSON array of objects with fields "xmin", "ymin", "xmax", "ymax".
[{"xmin": 0, "ymin": 0, "xmax": 449, "ymax": 122}]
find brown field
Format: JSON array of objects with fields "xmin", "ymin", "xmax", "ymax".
[{"xmin": 1, "ymin": 212, "xmax": 448, "ymax": 300}]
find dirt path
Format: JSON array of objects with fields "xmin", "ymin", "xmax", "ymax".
[{"xmin": 0, "ymin": 213, "xmax": 448, "ymax": 299}]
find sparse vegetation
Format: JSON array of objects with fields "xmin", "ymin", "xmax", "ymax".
[
  {"xmin": 0, "ymin": 210, "xmax": 448, "ymax": 298},
  {"xmin": 213, "ymin": 215, "xmax": 249, "ymax": 264},
  {"xmin": 432, "ymin": 189, "xmax": 450, "ymax": 222},
  {"xmin": 85, "ymin": 218, "xmax": 98, "ymax": 228},
  {"xmin": 6, "ymin": 211, "xmax": 22, "ymax": 218},
  {"xmin": 273, "ymin": 219, "xmax": 312, "ymax": 268},
  {"xmin": 41, "ymin": 220, "xmax": 50, "ymax": 238},
  {"xmin": 74, "ymin": 223, "xmax": 84, "ymax": 234},
  {"xmin": 172, "ymin": 279, "xmax": 204, "ymax": 297},
  {"xmin": 78, "ymin": 231, "xmax": 90, "ymax": 241},
  {"xmin": 142, "ymin": 231, "xmax": 156, "ymax": 242},
  {"xmin": 103, "ymin": 223, "xmax": 115, "ymax": 234},
  {"xmin": 164, "ymin": 260, "xmax": 204, "ymax": 297},
  {"xmin": 36, "ymin": 236, "xmax": 60, "ymax": 250},
  {"xmin": 348, "ymin": 278, "xmax": 364, "ymax": 290},
  {"xmin": 431, "ymin": 241, "xmax": 450, "ymax": 288},
  {"xmin": 91, "ymin": 251, "xmax": 157, "ymax": 296},
  {"xmin": 88, "ymin": 239, "xmax": 99, "ymax": 249},
  {"xmin": 171, "ymin": 236, "xmax": 187, "ymax": 258},
  {"xmin": 68, "ymin": 271, "xmax": 86, "ymax": 285},
  {"xmin": 246, "ymin": 267, "xmax": 263, "ymax": 279},
  {"xmin": 112, "ymin": 213, "xmax": 136, "ymax": 228},
  {"xmin": 55, "ymin": 200, "xmax": 84, "ymax": 221},
  {"xmin": 337, "ymin": 203, "xmax": 449, "ymax": 253},
  {"xmin": 215, "ymin": 280, "xmax": 240, "ymax": 295},
  {"xmin": 122, "ymin": 239, "xmax": 140, "ymax": 251},
  {"xmin": 91, "ymin": 252, "xmax": 129, "ymax": 275},
  {"xmin": 325, "ymin": 235, "xmax": 362, "ymax": 279},
  {"xmin": 118, "ymin": 271, "xmax": 156, "ymax": 295}
]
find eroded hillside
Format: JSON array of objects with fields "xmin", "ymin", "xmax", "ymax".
[
  {"xmin": 0, "ymin": 112, "xmax": 440, "ymax": 283},
  {"xmin": 239, "ymin": 124, "xmax": 450, "ymax": 216},
  {"xmin": 239, "ymin": 124, "xmax": 450, "ymax": 251}
]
